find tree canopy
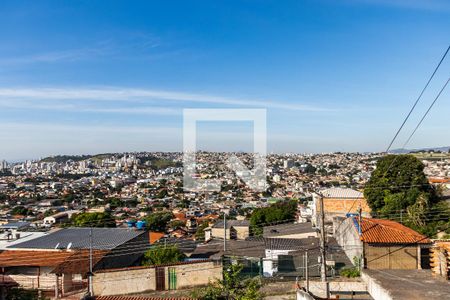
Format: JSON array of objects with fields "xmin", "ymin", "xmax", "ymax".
[
  {"xmin": 191, "ymin": 263, "xmax": 261, "ymax": 300},
  {"xmin": 364, "ymin": 155, "xmax": 433, "ymax": 213},
  {"xmin": 145, "ymin": 212, "xmax": 173, "ymax": 232},
  {"xmin": 364, "ymin": 155, "xmax": 434, "ymax": 214},
  {"xmin": 142, "ymin": 244, "xmax": 185, "ymax": 266},
  {"xmin": 364, "ymin": 154, "xmax": 449, "ymax": 237},
  {"xmin": 250, "ymin": 200, "xmax": 297, "ymax": 235},
  {"xmin": 70, "ymin": 212, "xmax": 116, "ymax": 227}
]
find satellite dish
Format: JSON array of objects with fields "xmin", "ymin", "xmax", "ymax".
[
  {"xmin": 67, "ymin": 242, "xmax": 72, "ymax": 250},
  {"xmin": 54, "ymin": 243, "xmax": 60, "ymax": 249}
]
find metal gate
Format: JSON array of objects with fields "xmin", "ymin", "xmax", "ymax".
[
  {"xmin": 156, "ymin": 267, "xmax": 165, "ymax": 291},
  {"xmin": 168, "ymin": 267, "xmax": 177, "ymax": 290}
]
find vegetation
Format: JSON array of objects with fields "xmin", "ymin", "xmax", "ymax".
[
  {"xmin": 364, "ymin": 154, "xmax": 449, "ymax": 237},
  {"xmin": 340, "ymin": 257, "xmax": 361, "ymax": 278},
  {"xmin": 10, "ymin": 206, "xmax": 30, "ymax": 216},
  {"xmin": 70, "ymin": 212, "xmax": 116, "ymax": 227},
  {"xmin": 250, "ymin": 200, "xmax": 298, "ymax": 235},
  {"xmin": 6, "ymin": 288, "xmax": 42, "ymax": 300},
  {"xmin": 142, "ymin": 244, "xmax": 186, "ymax": 265},
  {"xmin": 40, "ymin": 155, "xmax": 92, "ymax": 163},
  {"xmin": 145, "ymin": 212, "xmax": 174, "ymax": 232},
  {"xmin": 195, "ymin": 221, "xmax": 210, "ymax": 241},
  {"xmin": 191, "ymin": 263, "xmax": 262, "ymax": 300}
]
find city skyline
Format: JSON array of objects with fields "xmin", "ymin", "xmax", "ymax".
[{"xmin": 1, "ymin": 0, "xmax": 449, "ymax": 160}]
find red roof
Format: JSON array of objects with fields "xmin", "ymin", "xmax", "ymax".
[
  {"xmin": 357, "ymin": 218, "xmax": 431, "ymax": 244},
  {"xmin": 0, "ymin": 250, "xmax": 73, "ymax": 267},
  {"xmin": 149, "ymin": 231, "xmax": 165, "ymax": 244}
]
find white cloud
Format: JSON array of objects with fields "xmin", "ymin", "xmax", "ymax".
[
  {"xmin": 0, "ymin": 87, "xmax": 331, "ymax": 112},
  {"xmin": 0, "ymin": 100, "xmax": 180, "ymax": 115}
]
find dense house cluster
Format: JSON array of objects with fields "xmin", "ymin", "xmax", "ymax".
[{"xmin": 0, "ymin": 151, "xmax": 449, "ymax": 299}]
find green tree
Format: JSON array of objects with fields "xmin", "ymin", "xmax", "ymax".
[
  {"xmin": 71, "ymin": 212, "xmax": 116, "ymax": 227},
  {"xmin": 169, "ymin": 220, "xmax": 185, "ymax": 230},
  {"xmin": 106, "ymin": 197, "xmax": 124, "ymax": 210},
  {"xmin": 142, "ymin": 244, "xmax": 185, "ymax": 265},
  {"xmin": 364, "ymin": 155, "xmax": 433, "ymax": 214},
  {"xmin": 10, "ymin": 206, "xmax": 30, "ymax": 216},
  {"xmin": 145, "ymin": 212, "xmax": 173, "ymax": 232},
  {"xmin": 195, "ymin": 221, "xmax": 210, "ymax": 241},
  {"xmin": 250, "ymin": 200, "xmax": 297, "ymax": 235},
  {"xmin": 191, "ymin": 263, "xmax": 261, "ymax": 300},
  {"xmin": 364, "ymin": 154, "xmax": 450, "ymax": 237}
]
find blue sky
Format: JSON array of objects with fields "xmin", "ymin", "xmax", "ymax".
[{"xmin": 0, "ymin": 0, "xmax": 449, "ymax": 160}]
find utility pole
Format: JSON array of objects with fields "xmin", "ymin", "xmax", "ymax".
[
  {"xmin": 88, "ymin": 227, "xmax": 93, "ymax": 297},
  {"xmin": 358, "ymin": 205, "xmax": 362, "ymax": 235},
  {"xmin": 223, "ymin": 213, "xmax": 227, "ymax": 252},
  {"xmin": 318, "ymin": 196, "xmax": 329, "ymax": 298},
  {"xmin": 305, "ymin": 250, "xmax": 309, "ymax": 293}
]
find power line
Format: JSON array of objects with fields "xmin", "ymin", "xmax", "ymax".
[
  {"xmin": 402, "ymin": 77, "xmax": 450, "ymax": 147},
  {"xmin": 385, "ymin": 44, "xmax": 450, "ymax": 153}
]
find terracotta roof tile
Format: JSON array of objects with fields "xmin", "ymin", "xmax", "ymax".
[
  {"xmin": 149, "ymin": 232, "xmax": 165, "ymax": 244},
  {"xmin": 0, "ymin": 250, "xmax": 73, "ymax": 267},
  {"xmin": 356, "ymin": 218, "xmax": 431, "ymax": 244}
]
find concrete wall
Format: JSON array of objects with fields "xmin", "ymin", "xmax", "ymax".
[
  {"xmin": 334, "ymin": 217, "xmax": 363, "ymax": 265},
  {"xmin": 93, "ymin": 267, "xmax": 156, "ymax": 296},
  {"xmin": 211, "ymin": 227, "xmax": 231, "ymax": 240},
  {"xmin": 170, "ymin": 261, "xmax": 222, "ymax": 289},
  {"xmin": 304, "ymin": 281, "xmax": 367, "ymax": 299},
  {"xmin": 361, "ymin": 271, "xmax": 393, "ymax": 300},
  {"xmin": 5, "ymin": 267, "xmax": 56, "ymax": 290},
  {"xmin": 93, "ymin": 261, "xmax": 222, "ymax": 296},
  {"xmin": 296, "ymin": 290, "xmax": 315, "ymax": 300},
  {"xmin": 234, "ymin": 226, "xmax": 249, "ymax": 240}
]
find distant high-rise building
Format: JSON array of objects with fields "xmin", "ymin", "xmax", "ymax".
[{"xmin": 0, "ymin": 160, "xmax": 8, "ymax": 171}]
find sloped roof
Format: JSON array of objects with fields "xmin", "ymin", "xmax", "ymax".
[
  {"xmin": 264, "ymin": 237, "xmax": 319, "ymax": 251},
  {"xmin": 212, "ymin": 220, "xmax": 250, "ymax": 229},
  {"xmin": 263, "ymin": 222, "xmax": 316, "ymax": 238},
  {"xmin": 356, "ymin": 218, "xmax": 431, "ymax": 244},
  {"xmin": 9, "ymin": 227, "xmax": 145, "ymax": 250},
  {"xmin": 0, "ymin": 250, "xmax": 73, "ymax": 267},
  {"xmin": 0, "ymin": 249, "xmax": 108, "ymax": 274},
  {"xmin": 321, "ymin": 188, "xmax": 363, "ymax": 199},
  {"xmin": 52, "ymin": 249, "xmax": 108, "ymax": 274},
  {"xmin": 149, "ymin": 231, "xmax": 165, "ymax": 244}
]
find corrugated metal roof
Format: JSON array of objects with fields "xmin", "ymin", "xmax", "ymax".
[
  {"xmin": 321, "ymin": 188, "xmax": 363, "ymax": 199},
  {"xmin": 8, "ymin": 227, "xmax": 145, "ymax": 250},
  {"xmin": 357, "ymin": 218, "xmax": 431, "ymax": 244},
  {"xmin": 264, "ymin": 237, "xmax": 319, "ymax": 250}
]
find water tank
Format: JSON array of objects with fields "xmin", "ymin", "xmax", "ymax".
[
  {"xmin": 136, "ymin": 220, "xmax": 146, "ymax": 230},
  {"xmin": 126, "ymin": 220, "xmax": 136, "ymax": 228}
]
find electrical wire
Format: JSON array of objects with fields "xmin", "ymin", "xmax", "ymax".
[{"xmin": 385, "ymin": 44, "xmax": 450, "ymax": 153}]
